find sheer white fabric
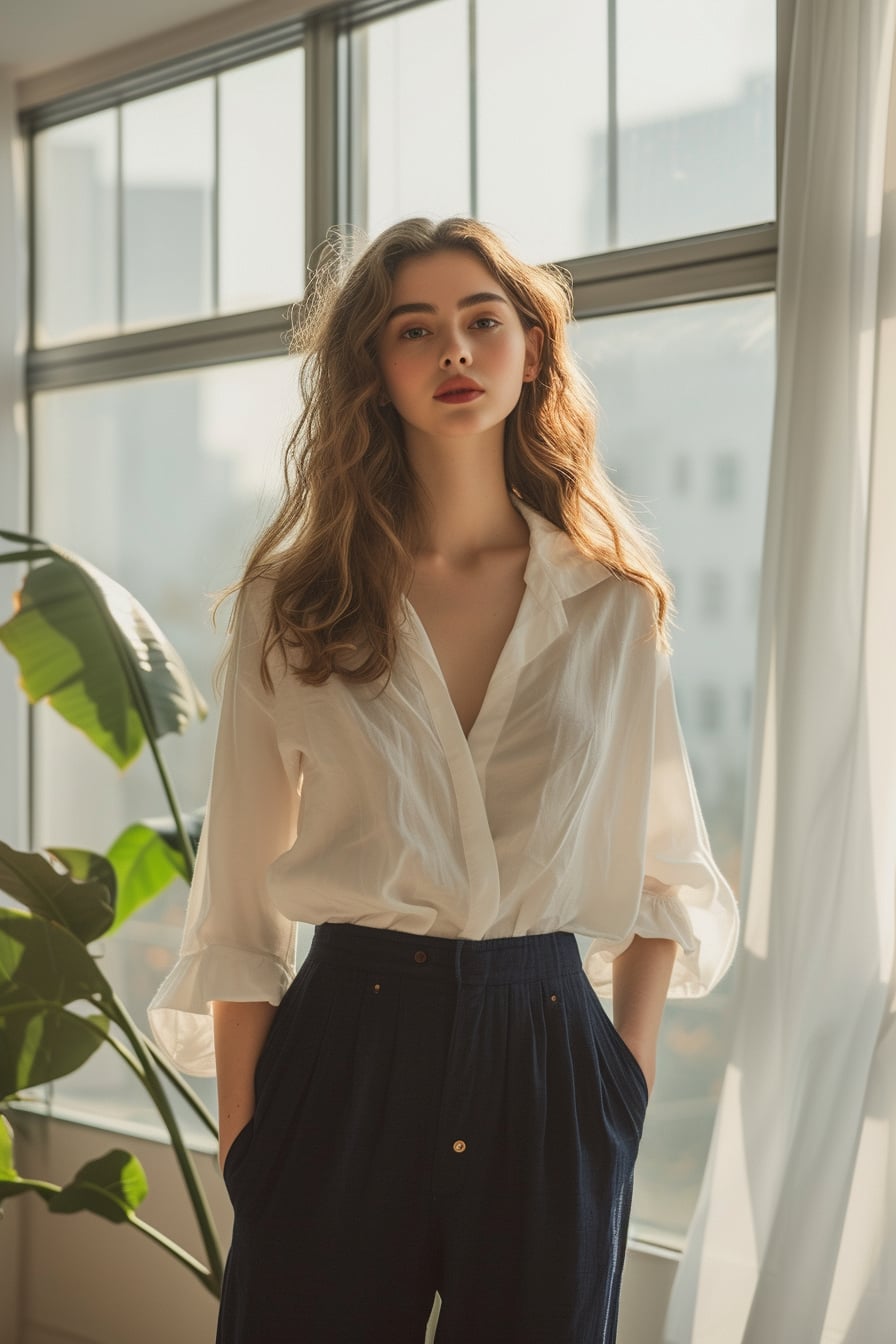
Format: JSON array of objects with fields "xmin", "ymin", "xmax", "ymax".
[
  {"xmin": 663, "ymin": 3, "xmax": 896, "ymax": 1340},
  {"xmin": 148, "ymin": 495, "xmax": 738, "ymax": 1076}
]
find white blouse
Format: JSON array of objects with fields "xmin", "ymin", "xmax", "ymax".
[{"xmin": 147, "ymin": 495, "xmax": 740, "ymax": 1076}]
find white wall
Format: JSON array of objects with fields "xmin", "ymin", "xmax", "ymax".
[
  {"xmin": 0, "ymin": 65, "xmax": 28, "ymax": 1341},
  {"xmin": 0, "ymin": 66, "xmax": 28, "ymax": 855}
]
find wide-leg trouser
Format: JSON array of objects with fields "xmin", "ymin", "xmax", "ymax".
[{"xmin": 216, "ymin": 921, "xmax": 649, "ymax": 1344}]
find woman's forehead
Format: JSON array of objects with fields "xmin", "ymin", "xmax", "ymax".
[{"xmin": 389, "ymin": 249, "xmax": 505, "ymax": 301}]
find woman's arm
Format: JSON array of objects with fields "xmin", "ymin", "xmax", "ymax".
[
  {"xmin": 611, "ymin": 934, "xmax": 678, "ymax": 1098},
  {"xmin": 212, "ymin": 1000, "xmax": 278, "ymax": 1171}
]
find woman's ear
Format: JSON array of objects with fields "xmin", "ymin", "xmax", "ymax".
[{"xmin": 523, "ymin": 325, "xmax": 545, "ymax": 381}]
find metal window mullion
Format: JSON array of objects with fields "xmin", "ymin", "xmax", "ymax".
[
  {"xmin": 212, "ymin": 75, "xmax": 221, "ymax": 314},
  {"xmin": 116, "ymin": 105, "xmax": 124, "ymax": 330},
  {"xmin": 304, "ymin": 14, "xmax": 340, "ymax": 277},
  {"xmin": 344, "ymin": 22, "xmax": 369, "ymax": 242},
  {"xmin": 607, "ymin": 0, "xmax": 618, "ymax": 252},
  {"xmin": 24, "ymin": 222, "xmax": 778, "ymax": 393}
]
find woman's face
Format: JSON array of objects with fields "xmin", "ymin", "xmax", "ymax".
[{"xmin": 375, "ymin": 248, "xmax": 543, "ymax": 442}]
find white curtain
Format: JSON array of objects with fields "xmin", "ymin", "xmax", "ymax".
[{"xmin": 662, "ymin": 2, "xmax": 896, "ymax": 1341}]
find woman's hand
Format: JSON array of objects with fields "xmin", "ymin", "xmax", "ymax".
[
  {"xmin": 212, "ymin": 999, "xmax": 278, "ymax": 1175},
  {"xmin": 611, "ymin": 934, "xmax": 678, "ymax": 1104},
  {"xmin": 218, "ymin": 1112, "xmax": 254, "ymax": 1174},
  {"xmin": 620, "ymin": 1034, "xmax": 657, "ymax": 1100}
]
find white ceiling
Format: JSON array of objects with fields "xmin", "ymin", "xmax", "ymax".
[{"xmin": 0, "ymin": 0, "xmax": 250, "ymax": 80}]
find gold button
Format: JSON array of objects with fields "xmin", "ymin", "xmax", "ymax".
[
  {"xmin": 373, "ymin": 983, "xmax": 381, "ymax": 993},
  {"xmin": 414, "ymin": 950, "xmax": 428, "ymax": 963},
  {"xmin": 452, "ymin": 1139, "xmax": 466, "ymax": 1153}
]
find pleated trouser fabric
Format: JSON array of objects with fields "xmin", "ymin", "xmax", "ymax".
[{"xmin": 216, "ymin": 921, "xmax": 649, "ymax": 1344}]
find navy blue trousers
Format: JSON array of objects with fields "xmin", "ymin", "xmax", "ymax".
[{"xmin": 216, "ymin": 922, "xmax": 649, "ymax": 1343}]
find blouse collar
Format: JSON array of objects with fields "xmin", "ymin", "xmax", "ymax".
[{"xmin": 509, "ymin": 494, "xmax": 613, "ymax": 613}]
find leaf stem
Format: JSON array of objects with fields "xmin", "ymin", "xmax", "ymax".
[
  {"xmin": 127, "ymin": 1212, "xmax": 217, "ymax": 1294},
  {"xmin": 106, "ymin": 990, "xmax": 223, "ymax": 1292},
  {"xmin": 142, "ymin": 1036, "xmax": 218, "ymax": 1139}
]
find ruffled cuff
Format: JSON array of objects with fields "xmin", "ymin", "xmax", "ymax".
[
  {"xmin": 582, "ymin": 887, "xmax": 739, "ymax": 1000},
  {"xmin": 146, "ymin": 945, "xmax": 295, "ymax": 1077}
]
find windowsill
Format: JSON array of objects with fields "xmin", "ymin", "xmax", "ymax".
[
  {"xmin": 6, "ymin": 1098, "xmax": 688, "ymax": 1261},
  {"xmin": 6, "ymin": 1095, "xmax": 219, "ymax": 1158}
]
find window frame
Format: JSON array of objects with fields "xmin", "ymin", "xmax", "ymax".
[{"xmin": 8, "ymin": 0, "xmax": 796, "ymax": 1256}]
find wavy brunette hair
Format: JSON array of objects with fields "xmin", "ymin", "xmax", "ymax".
[{"xmin": 213, "ymin": 216, "xmax": 675, "ymax": 694}]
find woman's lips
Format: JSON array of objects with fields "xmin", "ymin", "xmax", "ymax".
[{"xmin": 434, "ymin": 389, "xmax": 484, "ymax": 403}]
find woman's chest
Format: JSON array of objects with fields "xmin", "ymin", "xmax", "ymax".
[{"xmin": 405, "ymin": 547, "xmax": 529, "ymax": 740}]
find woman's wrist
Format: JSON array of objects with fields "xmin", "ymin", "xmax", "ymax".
[{"xmin": 611, "ymin": 934, "xmax": 678, "ymax": 1098}]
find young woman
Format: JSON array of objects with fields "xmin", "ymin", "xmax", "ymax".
[{"xmin": 148, "ymin": 216, "xmax": 739, "ymax": 1344}]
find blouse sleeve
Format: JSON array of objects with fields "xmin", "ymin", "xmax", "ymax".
[
  {"xmin": 583, "ymin": 648, "xmax": 740, "ymax": 999},
  {"xmin": 146, "ymin": 580, "xmax": 302, "ymax": 1076}
]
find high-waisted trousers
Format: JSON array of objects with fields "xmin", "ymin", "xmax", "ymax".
[{"xmin": 216, "ymin": 921, "xmax": 649, "ymax": 1344}]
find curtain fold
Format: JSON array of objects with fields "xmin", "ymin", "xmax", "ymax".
[{"xmin": 662, "ymin": 2, "xmax": 896, "ymax": 1341}]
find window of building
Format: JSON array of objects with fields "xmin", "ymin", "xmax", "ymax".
[
  {"xmin": 712, "ymin": 450, "xmax": 740, "ymax": 502},
  {"xmin": 700, "ymin": 567, "xmax": 727, "ymax": 620},
  {"xmin": 697, "ymin": 683, "xmax": 724, "ymax": 733}
]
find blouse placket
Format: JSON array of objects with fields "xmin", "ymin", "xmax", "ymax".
[{"xmin": 398, "ymin": 548, "xmax": 575, "ymax": 940}]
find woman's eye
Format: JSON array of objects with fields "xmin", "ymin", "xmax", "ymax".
[
  {"xmin": 399, "ymin": 326, "xmax": 428, "ymax": 340},
  {"xmin": 472, "ymin": 317, "xmax": 500, "ymax": 329}
]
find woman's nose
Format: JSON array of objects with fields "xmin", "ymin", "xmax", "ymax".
[{"xmin": 440, "ymin": 334, "xmax": 471, "ymax": 366}]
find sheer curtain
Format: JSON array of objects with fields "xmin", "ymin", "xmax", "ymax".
[{"xmin": 663, "ymin": 2, "xmax": 896, "ymax": 1340}]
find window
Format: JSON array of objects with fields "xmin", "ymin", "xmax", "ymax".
[
  {"xmin": 697, "ymin": 683, "xmax": 724, "ymax": 733},
  {"xmin": 712, "ymin": 450, "xmax": 740, "ymax": 502},
  {"xmin": 345, "ymin": 0, "xmax": 775, "ymax": 262},
  {"xmin": 33, "ymin": 46, "xmax": 305, "ymax": 344},
  {"xmin": 16, "ymin": 0, "xmax": 777, "ymax": 1251},
  {"xmin": 568, "ymin": 292, "xmax": 772, "ymax": 1240}
]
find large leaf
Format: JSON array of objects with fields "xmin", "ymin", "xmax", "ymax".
[
  {"xmin": 0, "ymin": 841, "xmax": 115, "ymax": 943},
  {"xmin": 0, "ymin": 534, "xmax": 207, "ymax": 768},
  {"xmin": 0, "ymin": 908, "xmax": 114, "ymax": 1098},
  {"xmin": 48, "ymin": 1149, "xmax": 148, "ymax": 1223},
  {"xmin": 0, "ymin": 1006, "xmax": 109, "ymax": 1098},
  {"xmin": 0, "ymin": 908, "xmax": 110, "ymax": 1009},
  {"xmin": 104, "ymin": 822, "xmax": 188, "ymax": 933}
]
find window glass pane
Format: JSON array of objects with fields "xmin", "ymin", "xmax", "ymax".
[
  {"xmin": 122, "ymin": 82, "xmax": 215, "ymax": 330},
  {"xmin": 31, "ymin": 357, "xmax": 300, "ymax": 1139},
  {"xmin": 476, "ymin": 0, "xmax": 609, "ymax": 262},
  {"xmin": 34, "ymin": 111, "xmax": 117, "ymax": 346},
  {"xmin": 219, "ymin": 49, "xmax": 306, "ymax": 313},
  {"xmin": 477, "ymin": 0, "xmax": 775, "ymax": 263},
  {"xmin": 569, "ymin": 292, "xmax": 774, "ymax": 1240},
  {"xmin": 347, "ymin": 0, "xmax": 470, "ymax": 240},
  {"xmin": 618, "ymin": 0, "xmax": 776, "ymax": 249}
]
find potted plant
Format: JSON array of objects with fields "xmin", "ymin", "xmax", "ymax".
[{"xmin": 0, "ymin": 527, "xmax": 225, "ymax": 1297}]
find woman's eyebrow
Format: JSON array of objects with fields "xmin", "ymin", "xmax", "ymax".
[{"xmin": 385, "ymin": 292, "xmax": 510, "ymax": 323}]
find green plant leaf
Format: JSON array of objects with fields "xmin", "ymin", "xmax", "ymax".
[
  {"xmin": 104, "ymin": 823, "xmax": 187, "ymax": 932},
  {"xmin": 102, "ymin": 808, "xmax": 204, "ymax": 934},
  {"xmin": 0, "ymin": 1004, "xmax": 110, "ymax": 1097},
  {"xmin": 0, "ymin": 1111, "xmax": 16, "ymax": 1178},
  {"xmin": 48, "ymin": 1149, "xmax": 148, "ymax": 1223},
  {"xmin": 0, "ymin": 536, "xmax": 207, "ymax": 768},
  {"xmin": 0, "ymin": 841, "xmax": 115, "ymax": 943},
  {"xmin": 0, "ymin": 907, "xmax": 110, "ymax": 1008},
  {"xmin": 0, "ymin": 911, "xmax": 114, "ymax": 1097},
  {"xmin": 0, "ymin": 1116, "xmax": 57, "ymax": 1205}
]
